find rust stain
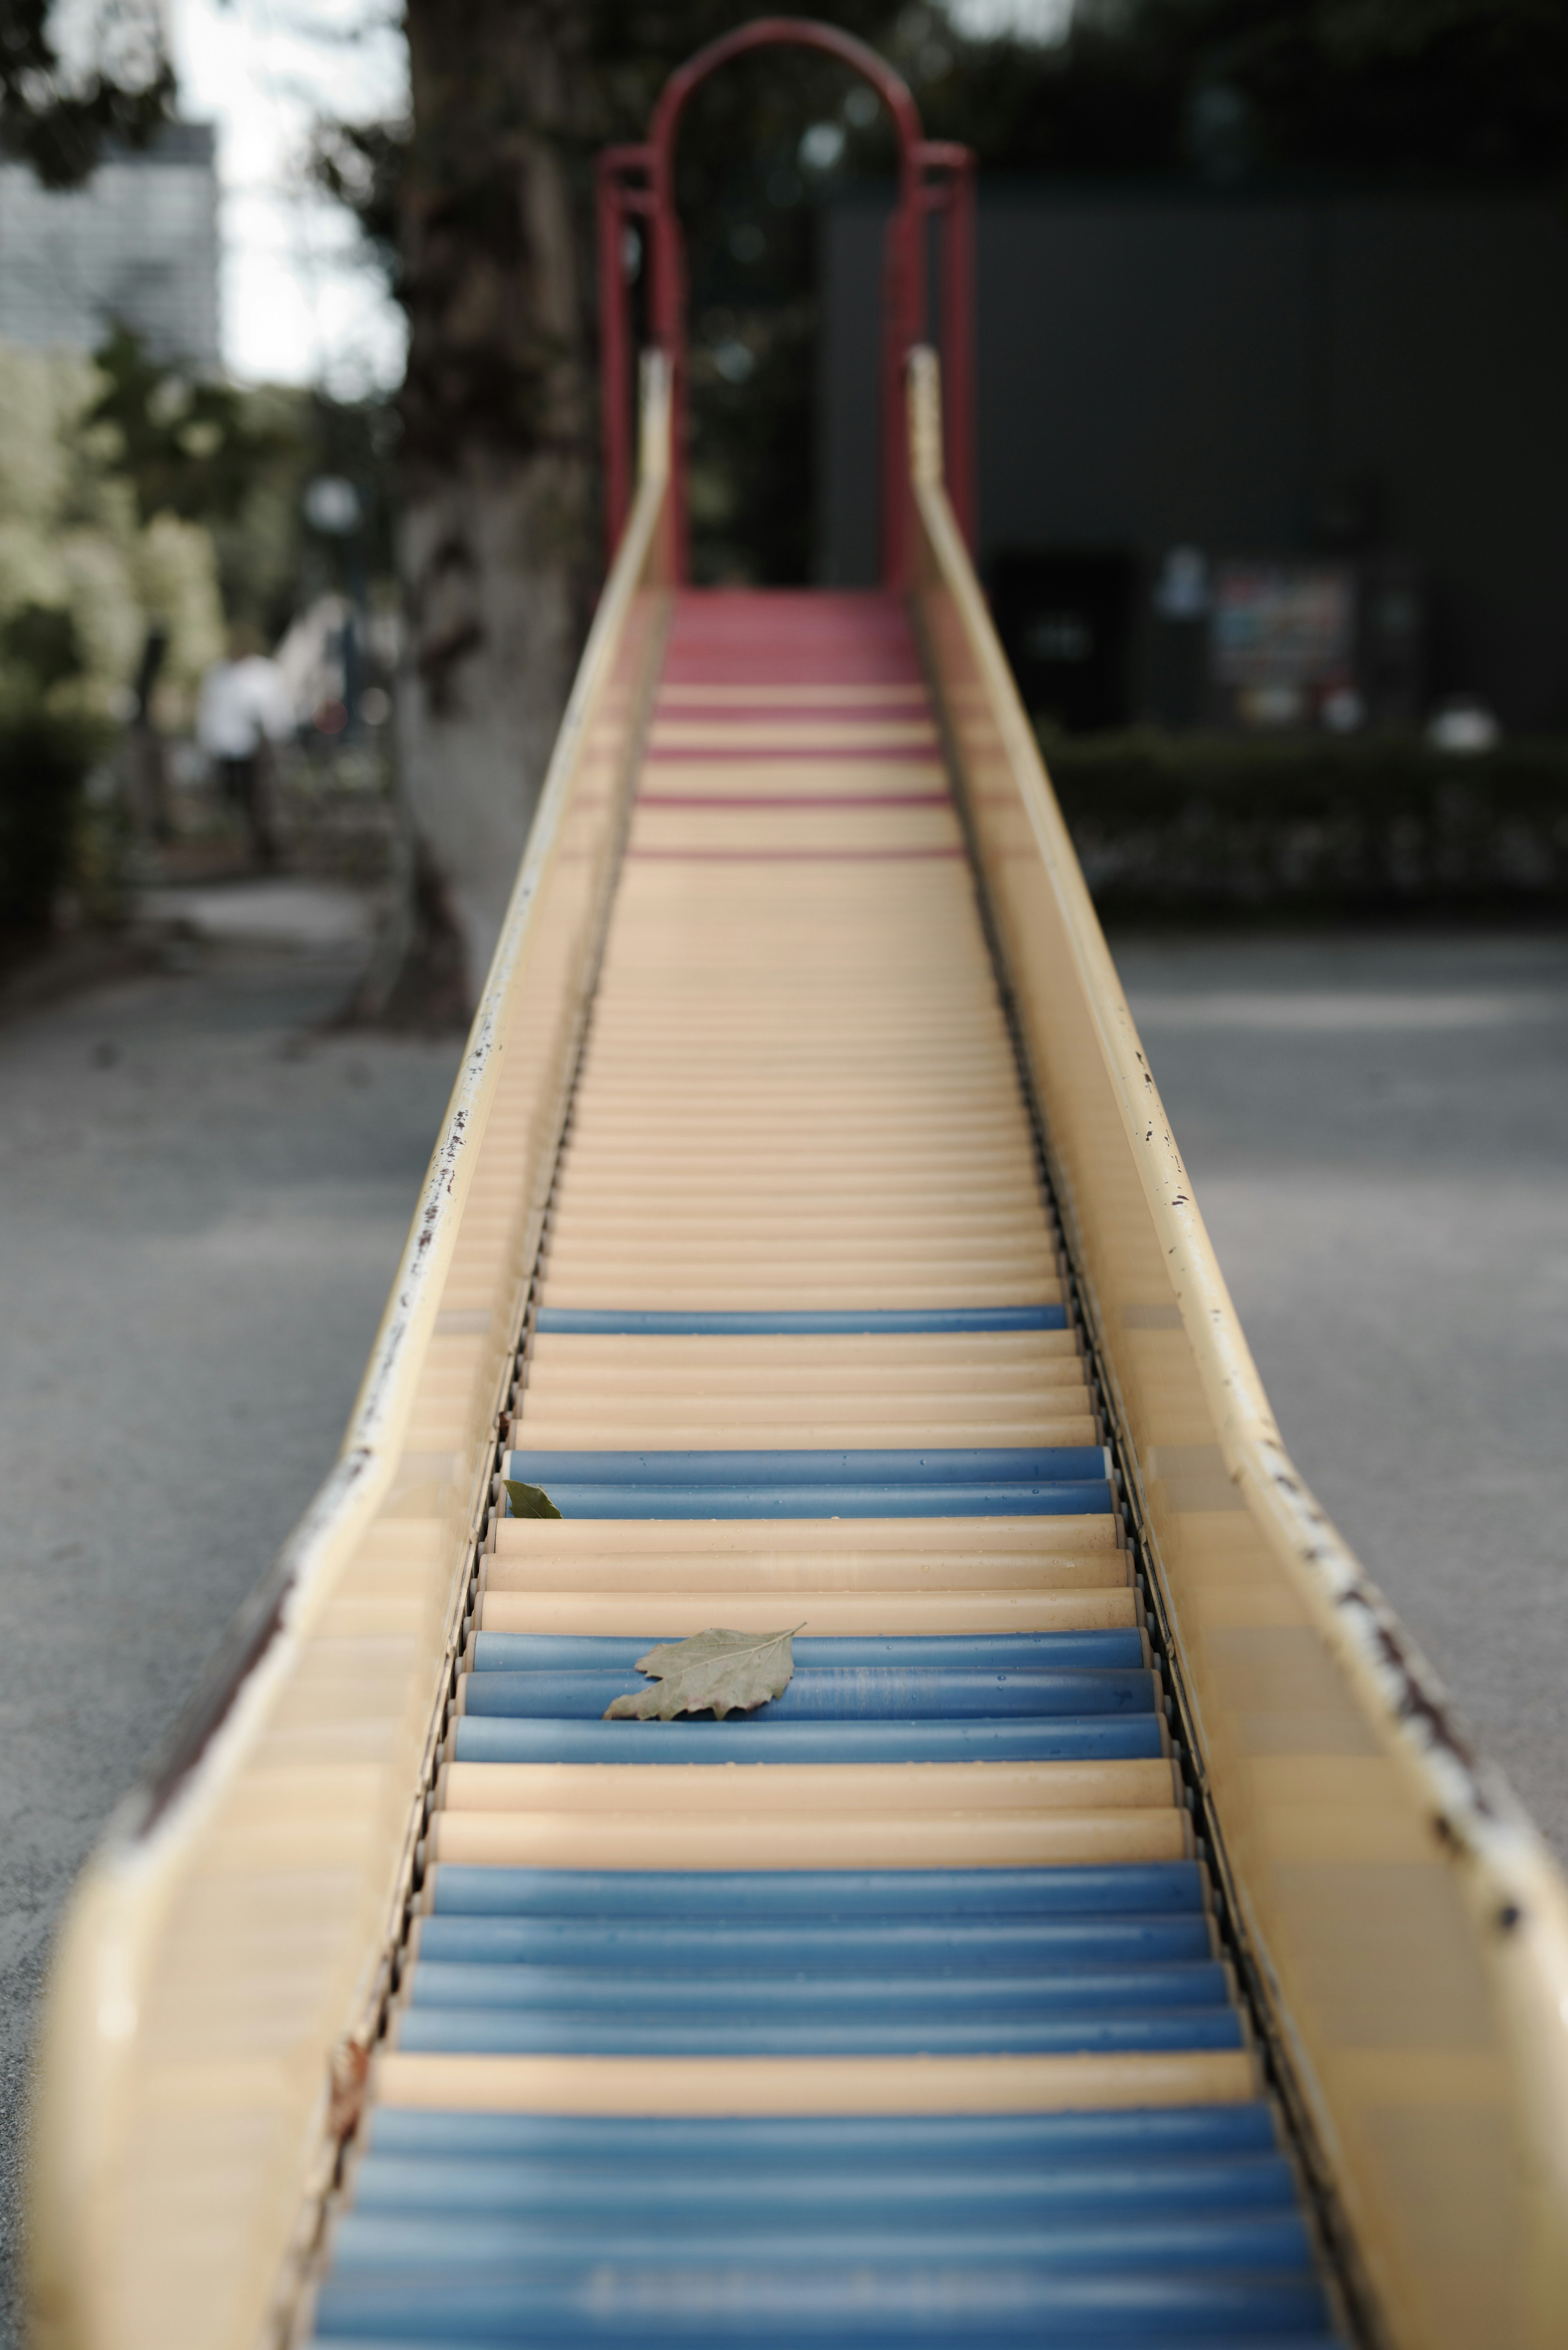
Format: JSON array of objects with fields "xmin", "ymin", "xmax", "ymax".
[
  {"xmin": 327, "ymin": 2036, "xmax": 372, "ymax": 2140},
  {"xmin": 1332, "ymin": 1583, "xmax": 1488, "ymax": 1801}
]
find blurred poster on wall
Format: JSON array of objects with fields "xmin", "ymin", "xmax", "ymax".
[{"xmin": 1210, "ymin": 562, "xmax": 1357, "ymax": 730}]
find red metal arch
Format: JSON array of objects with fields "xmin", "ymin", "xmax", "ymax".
[{"xmin": 597, "ymin": 16, "xmax": 975, "ymax": 584}]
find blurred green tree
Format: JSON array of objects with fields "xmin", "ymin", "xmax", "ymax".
[
  {"xmin": 0, "ymin": 339, "xmax": 223, "ymax": 730},
  {"xmin": 0, "ymin": 336, "xmax": 225, "ymax": 947},
  {"xmin": 87, "ymin": 330, "xmax": 400, "ymax": 645},
  {"xmin": 0, "ymin": 0, "xmax": 172, "ymax": 185},
  {"xmin": 1106, "ymin": 0, "xmax": 1568, "ymax": 187}
]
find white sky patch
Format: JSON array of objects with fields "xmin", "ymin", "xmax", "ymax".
[
  {"xmin": 166, "ymin": 0, "xmax": 408, "ymax": 394},
  {"xmin": 945, "ymin": 0, "xmax": 1074, "ymax": 38}
]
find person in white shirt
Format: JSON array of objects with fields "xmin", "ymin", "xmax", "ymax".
[{"xmin": 196, "ymin": 626, "xmax": 295, "ymax": 867}]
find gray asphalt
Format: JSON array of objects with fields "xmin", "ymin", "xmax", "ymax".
[
  {"xmin": 1117, "ymin": 929, "xmax": 1568, "ymax": 1863},
  {"xmin": 1, "ymin": 914, "xmax": 1565, "ymax": 2337},
  {"xmin": 0, "ymin": 906, "xmax": 463, "ymax": 2341}
]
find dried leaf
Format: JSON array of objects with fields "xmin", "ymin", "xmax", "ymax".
[
  {"xmin": 504, "ymin": 1479, "xmax": 561, "ymax": 1520},
  {"xmin": 603, "ymin": 1625, "xmax": 804, "ymax": 1721}
]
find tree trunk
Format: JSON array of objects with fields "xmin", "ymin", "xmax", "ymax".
[{"xmin": 392, "ymin": 0, "xmax": 599, "ymax": 1008}]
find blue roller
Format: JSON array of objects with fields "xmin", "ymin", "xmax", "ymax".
[
  {"xmin": 470, "ymin": 1632, "xmax": 1147, "ymax": 1672},
  {"xmin": 532, "ymin": 1307, "xmax": 1067, "ymax": 1335},
  {"xmin": 392, "ymin": 2009, "xmax": 1244, "ymax": 2058},
  {"xmin": 450, "ymin": 1715, "xmax": 1168, "ymax": 1765},
  {"xmin": 328, "ymin": 2211, "xmax": 1309, "ymax": 2272},
  {"xmin": 361, "ymin": 2107, "xmax": 1281, "ymax": 2164},
  {"xmin": 350, "ymin": 2149, "xmax": 1298, "ymax": 2217},
  {"xmin": 310, "ymin": 2265, "xmax": 1332, "ymax": 2339},
  {"xmin": 405, "ymin": 1960, "xmax": 1232, "ymax": 2014},
  {"xmin": 425, "ymin": 1864, "xmax": 1210, "ymax": 1918},
  {"xmin": 309, "ymin": 2334, "xmax": 1343, "ymax": 2350},
  {"xmin": 505, "ymin": 1445, "xmax": 1108, "ymax": 1486},
  {"xmin": 458, "ymin": 1664, "xmax": 1155, "ymax": 1719},
  {"xmin": 500, "ymin": 1479, "xmax": 1113, "ymax": 1518},
  {"xmin": 310, "ymin": 2327, "xmax": 1340, "ymax": 2350},
  {"xmin": 411, "ymin": 1915, "xmax": 1219, "ymax": 1970}
]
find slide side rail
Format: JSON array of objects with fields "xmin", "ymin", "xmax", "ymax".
[
  {"xmin": 26, "ymin": 367, "xmax": 674, "ymax": 2350},
  {"xmin": 906, "ymin": 343, "xmax": 1568, "ymax": 2350}
]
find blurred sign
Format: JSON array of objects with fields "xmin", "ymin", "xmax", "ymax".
[
  {"xmin": 1153, "ymin": 546, "xmax": 1210, "ymax": 622},
  {"xmin": 1210, "ymin": 562, "xmax": 1355, "ymax": 729}
]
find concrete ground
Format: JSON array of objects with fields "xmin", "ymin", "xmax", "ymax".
[
  {"xmin": 0, "ymin": 885, "xmax": 463, "ymax": 2339},
  {"xmin": 0, "ymin": 908, "xmax": 1564, "ymax": 2332},
  {"xmin": 1116, "ymin": 928, "xmax": 1568, "ymax": 1863}
]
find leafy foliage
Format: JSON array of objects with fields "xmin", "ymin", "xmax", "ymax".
[
  {"xmin": 0, "ymin": 333, "xmax": 225, "ymax": 945},
  {"xmin": 0, "ymin": 0, "xmax": 173, "ymax": 189},
  {"xmin": 1103, "ymin": 0, "xmax": 1568, "ymax": 188},
  {"xmin": 503, "ymin": 1478, "xmax": 563, "ymax": 1520},
  {"xmin": 0, "ymin": 338, "xmax": 223, "ymax": 729},
  {"xmin": 310, "ymin": 116, "xmax": 408, "ymax": 291},
  {"xmin": 603, "ymin": 1624, "xmax": 803, "ymax": 1720},
  {"xmin": 85, "ymin": 330, "xmax": 399, "ymax": 642},
  {"xmin": 2, "ymin": 600, "xmax": 81, "ymax": 688},
  {"xmin": 87, "ymin": 328, "xmax": 295, "ymax": 531}
]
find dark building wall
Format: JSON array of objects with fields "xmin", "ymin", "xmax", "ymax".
[{"xmin": 817, "ymin": 187, "xmax": 1568, "ymax": 731}]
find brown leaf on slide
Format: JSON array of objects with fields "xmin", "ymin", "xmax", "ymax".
[
  {"xmin": 602, "ymin": 1625, "xmax": 804, "ymax": 1721},
  {"xmin": 503, "ymin": 1480, "xmax": 561, "ymax": 1519}
]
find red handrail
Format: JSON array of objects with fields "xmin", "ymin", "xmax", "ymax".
[{"xmin": 596, "ymin": 17, "xmax": 975, "ymax": 584}]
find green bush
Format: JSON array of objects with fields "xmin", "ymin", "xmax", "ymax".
[
  {"xmin": 0, "ymin": 705, "xmax": 102, "ymax": 945},
  {"xmin": 1038, "ymin": 729, "xmax": 1568, "ymax": 921}
]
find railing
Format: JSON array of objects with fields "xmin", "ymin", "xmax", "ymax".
[
  {"xmin": 27, "ymin": 362, "xmax": 674, "ymax": 2350},
  {"xmin": 906, "ymin": 341, "xmax": 1568, "ymax": 2350}
]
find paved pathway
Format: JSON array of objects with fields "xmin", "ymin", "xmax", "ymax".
[{"xmin": 0, "ymin": 892, "xmax": 462, "ymax": 2339}]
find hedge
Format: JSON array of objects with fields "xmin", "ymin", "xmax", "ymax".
[
  {"xmin": 1038, "ymin": 729, "xmax": 1568, "ymax": 922},
  {"xmin": 0, "ymin": 708, "xmax": 103, "ymax": 947}
]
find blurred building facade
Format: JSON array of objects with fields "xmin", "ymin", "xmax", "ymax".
[
  {"xmin": 819, "ymin": 188, "xmax": 1568, "ymax": 733},
  {"xmin": 0, "ymin": 123, "xmax": 219, "ymax": 370}
]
